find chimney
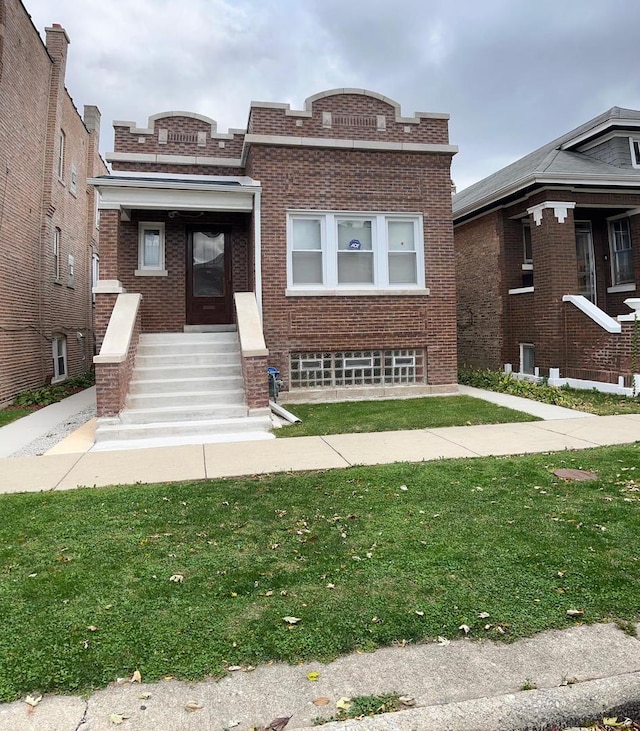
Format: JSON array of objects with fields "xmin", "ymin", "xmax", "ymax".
[
  {"xmin": 83, "ymin": 105, "xmax": 101, "ymax": 134},
  {"xmin": 45, "ymin": 24, "xmax": 70, "ymax": 79}
]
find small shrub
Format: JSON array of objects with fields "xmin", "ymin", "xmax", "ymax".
[{"xmin": 12, "ymin": 371, "xmax": 94, "ymax": 408}]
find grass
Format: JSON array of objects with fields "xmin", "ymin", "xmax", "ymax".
[
  {"xmin": 0, "ymin": 407, "xmax": 33, "ymax": 428},
  {"xmin": 275, "ymin": 395, "xmax": 537, "ymax": 437},
  {"xmin": 460, "ymin": 368, "xmax": 640, "ymax": 416},
  {"xmin": 0, "ymin": 445, "xmax": 639, "ymax": 701},
  {"xmin": 314, "ymin": 693, "xmax": 404, "ymax": 724}
]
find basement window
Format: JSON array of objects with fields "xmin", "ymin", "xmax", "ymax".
[{"xmin": 520, "ymin": 343, "xmax": 535, "ymax": 375}]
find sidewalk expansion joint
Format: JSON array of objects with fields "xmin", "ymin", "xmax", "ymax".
[{"xmin": 319, "ymin": 436, "xmax": 354, "ymax": 466}]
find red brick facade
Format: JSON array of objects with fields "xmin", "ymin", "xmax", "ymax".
[
  {"xmin": 455, "ymin": 188, "xmax": 640, "ymax": 381},
  {"xmin": 0, "ymin": 3, "xmax": 105, "ymax": 405},
  {"xmin": 95, "ymin": 89, "xmax": 458, "ymax": 408}
]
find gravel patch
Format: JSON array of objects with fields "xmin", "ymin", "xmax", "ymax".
[{"xmin": 10, "ymin": 406, "xmax": 96, "ymax": 458}]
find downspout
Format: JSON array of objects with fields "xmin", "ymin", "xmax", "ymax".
[{"xmin": 254, "ymin": 189, "xmax": 263, "ymax": 321}]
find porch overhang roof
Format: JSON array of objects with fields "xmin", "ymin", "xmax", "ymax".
[{"xmin": 89, "ymin": 172, "xmax": 261, "ymax": 214}]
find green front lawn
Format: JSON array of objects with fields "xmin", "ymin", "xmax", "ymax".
[
  {"xmin": 0, "ymin": 445, "xmax": 639, "ymax": 701},
  {"xmin": 275, "ymin": 395, "xmax": 537, "ymax": 437}
]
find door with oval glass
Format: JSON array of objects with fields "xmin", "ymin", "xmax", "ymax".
[{"xmin": 186, "ymin": 227, "xmax": 233, "ymax": 325}]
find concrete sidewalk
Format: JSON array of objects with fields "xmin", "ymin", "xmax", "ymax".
[
  {"xmin": 1, "ymin": 391, "xmax": 639, "ymax": 493},
  {"xmin": 1, "ymin": 622, "xmax": 639, "ymax": 730}
]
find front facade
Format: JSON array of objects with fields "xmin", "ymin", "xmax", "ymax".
[
  {"xmin": 454, "ymin": 107, "xmax": 640, "ymax": 388},
  {"xmin": 0, "ymin": 2, "xmax": 104, "ymax": 405},
  {"xmin": 92, "ymin": 89, "xmax": 458, "ymax": 420}
]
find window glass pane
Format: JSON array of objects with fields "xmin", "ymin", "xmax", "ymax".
[
  {"xmin": 614, "ymin": 250, "xmax": 634, "ymax": 283},
  {"xmin": 292, "ymin": 251, "xmax": 323, "ymax": 284},
  {"xmin": 292, "ymin": 219, "xmax": 321, "ymax": 250},
  {"xmin": 521, "ymin": 345, "xmax": 534, "ymax": 375},
  {"xmin": 193, "ymin": 232, "xmax": 224, "ymax": 296},
  {"xmin": 337, "ymin": 220, "xmax": 372, "ymax": 251},
  {"xmin": 388, "ymin": 253, "xmax": 417, "ymax": 284},
  {"xmin": 143, "ymin": 229, "xmax": 161, "ymax": 267},
  {"xmin": 388, "ymin": 221, "xmax": 415, "ymax": 251},
  {"xmin": 338, "ymin": 251, "xmax": 374, "ymax": 283},
  {"xmin": 522, "ymin": 222, "xmax": 532, "ymax": 262}
]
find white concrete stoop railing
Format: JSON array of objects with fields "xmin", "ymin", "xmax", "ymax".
[{"xmin": 93, "ymin": 329, "xmax": 274, "ymax": 451}]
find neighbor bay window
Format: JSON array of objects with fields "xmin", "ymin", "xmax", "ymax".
[{"xmin": 288, "ymin": 212, "xmax": 425, "ymax": 291}]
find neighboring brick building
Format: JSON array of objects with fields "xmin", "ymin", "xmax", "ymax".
[
  {"xmin": 454, "ymin": 108, "xmax": 640, "ymax": 389},
  {"xmin": 90, "ymin": 89, "xmax": 458, "ymax": 419},
  {"xmin": 0, "ymin": 0, "xmax": 105, "ymax": 406}
]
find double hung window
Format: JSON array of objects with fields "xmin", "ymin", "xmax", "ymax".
[{"xmin": 609, "ymin": 218, "xmax": 633, "ymax": 286}]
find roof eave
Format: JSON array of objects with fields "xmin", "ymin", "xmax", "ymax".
[{"xmin": 453, "ymin": 172, "xmax": 640, "ymax": 222}]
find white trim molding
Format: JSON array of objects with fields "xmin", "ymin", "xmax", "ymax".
[
  {"xmin": 562, "ymin": 294, "xmax": 621, "ymax": 333},
  {"xmin": 508, "ymin": 286, "xmax": 534, "ymax": 295},
  {"xmin": 527, "ymin": 201, "xmax": 576, "ymax": 226}
]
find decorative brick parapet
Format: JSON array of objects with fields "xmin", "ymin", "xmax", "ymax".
[{"xmin": 94, "ymin": 293, "xmax": 142, "ymax": 417}]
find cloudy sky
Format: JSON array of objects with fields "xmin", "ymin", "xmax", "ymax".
[{"xmin": 25, "ymin": 0, "xmax": 640, "ymax": 191}]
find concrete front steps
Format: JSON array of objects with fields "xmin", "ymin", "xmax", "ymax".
[{"xmin": 93, "ymin": 331, "xmax": 274, "ymax": 452}]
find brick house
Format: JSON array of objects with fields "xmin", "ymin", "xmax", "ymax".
[
  {"xmin": 454, "ymin": 107, "xmax": 640, "ymax": 391},
  {"xmin": 89, "ymin": 89, "xmax": 458, "ymax": 447},
  {"xmin": 0, "ymin": 1, "xmax": 105, "ymax": 406}
]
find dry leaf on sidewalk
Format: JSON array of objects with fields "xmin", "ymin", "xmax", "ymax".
[
  {"xmin": 185, "ymin": 701, "xmax": 204, "ymax": 712},
  {"xmin": 312, "ymin": 697, "xmax": 330, "ymax": 706}
]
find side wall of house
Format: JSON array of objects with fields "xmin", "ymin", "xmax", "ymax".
[
  {"xmin": 0, "ymin": 2, "xmax": 52, "ymax": 404},
  {"xmin": 0, "ymin": 7, "xmax": 101, "ymax": 405},
  {"xmin": 455, "ymin": 211, "xmax": 504, "ymax": 370}
]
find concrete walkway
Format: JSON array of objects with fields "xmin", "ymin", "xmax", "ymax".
[
  {"xmin": 0, "ymin": 386, "xmax": 96, "ymax": 458},
  {"xmin": 1, "ymin": 388, "xmax": 640, "ymax": 493},
  {"xmin": 1, "ymin": 390, "xmax": 640, "ymax": 729}
]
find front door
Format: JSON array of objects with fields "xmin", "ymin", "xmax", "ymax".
[
  {"xmin": 186, "ymin": 227, "xmax": 233, "ymax": 325},
  {"xmin": 575, "ymin": 221, "xmax": 596, "ymax": 305}
]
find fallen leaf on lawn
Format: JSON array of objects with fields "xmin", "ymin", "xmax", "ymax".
[
  {"xmin": 282, "ymin": 616, "xmax": 301, "ymax": 624},
  {"xmin": 267, "ymin": 716, "xmax": 292, "ymax": 731},
  {"xmin": 87, "ymin": 625, "xmax": 98, "ymax": 632},
  {"xmin": 110, "ymin": 713, "xmax": 130, "ymax": 725},
  {"xmin": 265, "ymin": 590, "xmax": 274, "ymax": 596},
  {"xmin": 185, "ymin": 701, "xmax": 204, "ymax": 712},
  {"xmin": 130, "ymin": 670, "xmax": 142, "ymax": 683},
  {"xmin": 169, "ymin": 574, "xmax": 184, "ymax": 583},
  {"xmin": 312, "ymin": 697, "xmax": 330, "ymax": 706},
  {"xmin": 371, "ymin": 616, "xmax": 381, "ymax": 623},
  {"xmin": 307, "ymin": 671, "xmax": 320, "ymax": 681},
  {"xmin": 82, "ymin": 639, "xmax": 90, "ymax": 649},
  {"xmin": 399, "ymin": 695, "xmax": 416, "ymax": 706},
  {"xmin": 415, "ymin": 610, "xmax": 425, "ymax": 617},
  {"xmin": 336, "ymin": 697, "xmax": 352, "ymax": 710},
  {"xmin": 24, "ymin": 695, "xmax": 42, "ymax": 707},
  {"xmin": 326, "ymin": 583, "xmax": 335, "ymax": 589},
  {"xmin": 459, "ymin": 624, "xmax": 470, "ymax": 634},
  {"xmin": 437, "ymin": 636, "xmax": 450, "ymax": 646},
  {"xmin": 399, "ymin": 485, "xmax": 408, "ymax": 491},
  {"xmin": 478, "ymin": 611, "xmax": 490, "ymax": 619},
  {"xmin": 566, "ymin": 609, "xmax": 584, "ymax": 617},
  {"xmin": 226, "ymin": 666, "xmax": 242, "ymax": 672}
]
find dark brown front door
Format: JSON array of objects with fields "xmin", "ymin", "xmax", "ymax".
[{"xmin": 186, "ymin": 227, "xmax": 233, "ymax": 325}]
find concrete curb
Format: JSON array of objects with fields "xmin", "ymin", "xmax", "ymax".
[{"xmin": 298, "ymin": 673, "xmax": 640, "ymax": 731}]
